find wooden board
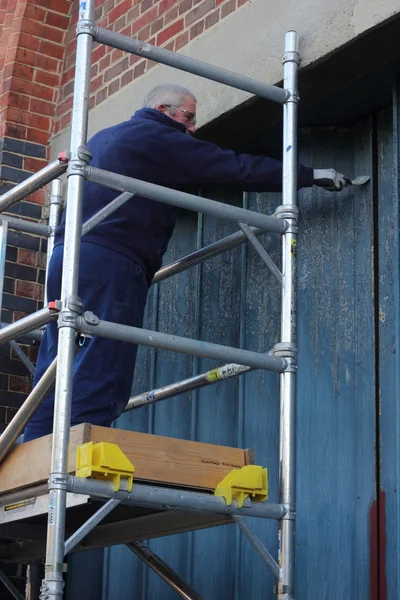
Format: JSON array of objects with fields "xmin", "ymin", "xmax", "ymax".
[{"xmin": 0, "ymin": 423, "xmax": 253, "ymax": 495}]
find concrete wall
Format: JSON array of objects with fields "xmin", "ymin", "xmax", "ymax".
[{"xmin": 51, "ymin": 0, "xmax": 400, "ymax": 155}]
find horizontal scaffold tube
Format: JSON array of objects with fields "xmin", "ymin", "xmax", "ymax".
[
  {"xmin": 0, "ymin": 307, "xmax": 58, "ymax": 345},
  {"xmin": 153, "ymin": 226, "xmax": 265, "ymax": 283},
  {"xmin": 94, "ymin": 27, "xmax": 289, "ymax": 105},
  {"xmin": 85, "ymin": 167, "xmax": 287, "ymax": 234},
  {"xmin": 77, "ymin": 316, "xmax": 286, "ymax": 372},
  {"xmin": 67, "ymin": 476, "xmax": 287, "ymax": 520},
  {"xmin": 0, "ymin": 216, "xmax": 50, "ymax": 237},
  {"xmin": 0, "ymin": 155, "xmax": 68, "ymax": 215}
]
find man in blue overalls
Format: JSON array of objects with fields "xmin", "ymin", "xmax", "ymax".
[{"xmin": 23, "ymin": 83, "xmax": 350, "ymax": 441}]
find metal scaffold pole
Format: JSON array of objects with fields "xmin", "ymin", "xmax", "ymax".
[
  {"xmin": 275, "ymin": 31, "xmax": 300, "ymax": 600},
  {"xmin": 40, "ymin": 0, "xmax": 95, "ymax": 597}
]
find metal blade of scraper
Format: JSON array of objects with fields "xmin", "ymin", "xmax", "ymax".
[{"xmin": 351, "ymin": 176, "xmax": 370, "ymax": 185}]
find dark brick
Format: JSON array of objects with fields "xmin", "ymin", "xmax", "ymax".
[
  {"xmin": 37, "ymin": 269, "xmax": 45, "ymax": 284},
  {"xmin": 40, "ymin": 237, "xmax": 48, "ymax": 253},
  {"xmin": 1, "ymin": 310, "xmax": 13, "ymax": 325},
  {"xmin": 7, "ymin": 201, "xmax": 42, "ymax": 219},
  {"xmin": 6, "ymin": 246, "xmax": 17, "ymax": 262},
  {"xmin": 0, "ymin": 374, "xmax": 8, "ymax": 390},
  {"xmin": 0, "ymin": 389, "xmax": 27, "ymax": 408},
  {"xmin": 5, "ymin": 262, "xmax": 37, "ymax": 282},
  {"xmin": 1, "ymin": 137, "xmax": 47, "ymax": 159},
  {"xmin": 0, "ymin": 151, "xmax": 23, "ymax": 169},
  {"xmin": 0, "ymin": 358, "xmax": 29, "ymax": 376},
  {"xmin": 0, "ymin": 182, "xmax": 13, "ymax": 195},
  {"xmin": 7, "ymin": 231, "xmax": 40, "ymax": 251},
  {"xmin": 0, "ymin": 166, "xmax": 32, "ymax": 184},
  {"xmin": 2, "ymin": 292, "xmax": 37, "ymax": 313},
  {"xmin": 0, "ymin": 407, "xmax": 6, "ymax": 422},
  {"xmin": 3, "ymin": 277, "xmax": 14, "ymax": 293},
  {"xmin": 6, "ymin": 406, "xmax": 18, "ymax": 423}
]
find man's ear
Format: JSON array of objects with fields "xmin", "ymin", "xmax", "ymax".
[{"xmin": 156, "ymin": 104, "xmax": 166, "ymax": 113}]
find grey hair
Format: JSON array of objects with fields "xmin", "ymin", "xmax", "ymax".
[{"xmin": 142, "ymin": 84, "xmax": 197, "ymax": 108}]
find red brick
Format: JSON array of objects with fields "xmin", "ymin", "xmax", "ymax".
[
  {"xmin": 38, "ymin": 39, "xmax": 65, "ymax": 60},
  {"xmin": 190, "ymin": 18, "xmax": 204, "ymax": 39},
  {"xmin": 23, "ymin": 4, "xmax": 47, "ymax": 21},
  {"xmin": 121, "ymin": 69, "xmax": 133, "ymax": 87},
  {"xmin": 137, "ymin": 25, "xmax": 150, "ymax": 41},
  {"xmin": 91, "ymin": 63, "xmax": 98, "ymax": 78},
  {"xmin": 141, "ymin": 0, "xmax": 153, "ymax": 11},
  {"xmin": 65, "ymin": 38, "xmax": 77, "ymax": 56},
  {"xmin": 109, "ymin": 0, "xmax": 133, "ymax": 23},
  {"xmin": 174, "ymin": 29, "xmax": 188, "ymax": 51},
  {"xmin": 151, "ymin": 16, "xmax": 163, "ymax": 34},
  {"xmin": 45, "ymin": 11, "xmax": 70, "ymax": 29},
  {"xmin": 221, "ymin": 0, "xmax": 235, "ymax": 18},
  {"xmin": 159, "ymin": 0, "xmax": 177, "ymax": 13},
  {"xmin": 35, "ymin": 69, "xmax": 59, "ymax": 87},
  {"xmin": 26, "ymin": 127, "xmax": 50, "ymax": 145},
  {"xmin": 42, "ymin": 0, "xmax": 71, "ymax": 15},
  {"xmin": 164, "ymin": 6, "xmax": 177, "ymax": 23},
  {"xmin": 61, "ymin": 65, "xmax": 75, "ymax": 85},
  {"xmin": 4, "ymin": 122, "xmax": 26, "ymax": 139},
  {"xmin": 7, "ymin": 91, "xmax": 30, "ymax": 110},
  {"xmin": 111, "ymin": 48, "xmax": 123, "ymax": 62},
  {"xmin": 28, "ymin": 346, "xmax": 38, "ymax": 363},
  {"xmin": 205, "ymin": 7, "xmax": 219, "ymax": 28},
  {"xmin": 16, "ymin": 280, "xmax": 43, "ymax": 300},
  {"xmin": 92, "ymin": 45, "xmax": 105, "ymax": 66},
  {"xmin": 156, "ymin": 17, "xmax": 183, "ymax": 45},
  {"xmin": 53, "ymin": 119, "xmax": 61, "ymax": 135},
  {"xmin": 131, "ymin": 6, "xmax": 158, "ymax": 34},
  {"xmin": 121, "ymin": 23, "xmax": 132, "ymax": 36},
  {"xmin": 185, "ymin": 0, "xmax": 214, "ymax": 26},
  {"xmin": 56, "ymin": 95, "xmax": 73, "ymax": 116},
  {"xmin": 66, "ymin": 51, "xmax": 76, "ymax": 70},
  {"xmin": 24, "ymin": 157, "xmax": 48, "ymax": 172},
  {"xmin": 113, "ymin": 13, "xmax": 126, "ymax": 31},
  {"xmin": 10, "ymin": 78, "xmax": 54, "ymax": 102},
  {"xmin": 59, "ymin": 112, "xmax": 71, "ymax": 129},
  {"xmin": 89, "ymin": 95, "xmax": 95, "ymax": 109},
  {"xmin": 9, "ymin": 32, "xmax": 40, "ymax": 52},
  {"xmin": 96, "ymin": 87, "xmax": 107, "ymax": 105},
  {"xmin": 237, "ymin": 0, "xmax": 248, "ymax": 6},
  {"xmin": 178, "ymin": 0, "xmax": 192, "ymax": 14},
  {"xmin": 129, "ymin": 53, "xmax": 141, "ymax": 66},
  {"xmin": 90, "ymin": 75, "xmax": 103, "ymax": 93},
  {"xmin": 108, "ymin": 78, "xmax": 120, "ymax": 95},
  {"xmin": 99, "ymin": 54, "xmax": 111, "ymax": 71},
  {"xmin": 17, "ymin": 248, "xmax": 37, "ymax": 267},
  {"xmin": 104, "ymin": 57, "xmax": 128, "ymax": 83},
  {"xmin": 9, "ymin": 375, "xmax": 32, "ymax": 394},
  {"xmin": 15, "ymin": 48, "xmax": 60, "ymax": 73},
  {"xmin": 133, "ymin": 60, "xmax": 146, "ymax": 78},
  {"xmin": 30, "ymin": 98, "xmax": 55, "ymax": 117},
  {"xmin": 26, "ymin": 189, "xmax": 46, "ymax": 205},
  {"xmin": 127, "ymin": 5, "xmax": 139, "ymax": 22}
]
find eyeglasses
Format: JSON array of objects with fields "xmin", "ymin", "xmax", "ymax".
[{"xmin": 165, "ymin": 104, "xmax": 196, "ymax": 125}]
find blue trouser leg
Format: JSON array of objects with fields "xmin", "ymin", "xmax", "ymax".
[{"xmin": 23, "ymin": 242, "xmax": 149, "ymax": 442}]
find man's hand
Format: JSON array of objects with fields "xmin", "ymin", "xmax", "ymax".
[{"xmin": 313, "ymin": 169, "xmax": 352, "ymax": 192}]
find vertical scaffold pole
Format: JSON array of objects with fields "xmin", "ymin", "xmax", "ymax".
[
  {"xmin": 45, "ymin": 179, "xmax": 63, "ymax": 305},
  {"xmin": 274, "ymin": 31, "xmax": 300, "ymax": 600},
  {"xmin": 40, "ymin": 1, "xmax": 94, "ymax": 598}
]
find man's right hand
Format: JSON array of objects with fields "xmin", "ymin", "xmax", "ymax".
[{"xmin": 313, "ymin": 169, "xmax": 352, "ymax": 192}]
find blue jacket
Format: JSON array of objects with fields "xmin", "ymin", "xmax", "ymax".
[{"xmin": 55, "ymin": 108, "xmax": 314, "ymax": 281}]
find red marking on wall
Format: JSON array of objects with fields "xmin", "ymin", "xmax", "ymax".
[{"xmin": 370, "ymin": 489, "xmax": 387, "ymax": 600}]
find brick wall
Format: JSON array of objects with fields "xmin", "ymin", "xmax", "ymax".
[
  {"xmin": 55, "ymin": 0, "xmax": 250, "ymax": 135},
  {"xmin": 0, "ymin": 0, "xmax": 72, "ymax": 432}
]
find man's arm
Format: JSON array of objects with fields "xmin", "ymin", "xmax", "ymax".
[{"xmin": 154, "ymin": 130, "xmax": 349, "ymax": 193}]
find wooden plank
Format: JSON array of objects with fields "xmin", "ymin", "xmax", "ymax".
[
  {"xmin": 88, "ymin": 424, "xmax": 252, "ymax": 490},
  {"xmin": 0, "ymin": 424, "xmax": 91, "ymax": 495},
  {"xmin": 0, "ymin": 423, "xmax": 253, "ymax": 495}
]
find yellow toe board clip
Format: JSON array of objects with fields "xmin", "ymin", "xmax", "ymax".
[
  {"xmin": 214, "ymin": 465, "xmax": 268, "ymax": 508},
  {"xmin": 76, "ymin": 441, "xmax": 135, "ymax": 492}
]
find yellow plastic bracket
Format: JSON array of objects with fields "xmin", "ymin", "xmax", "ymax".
[
  {"xmin": 75, "ymin": 441, "xmax": 135, "ymax": 492},
  {"xmin": 214, "ymin": 465, "xmax": 268, "ymax": 508}
]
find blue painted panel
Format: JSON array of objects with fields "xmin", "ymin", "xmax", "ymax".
[
  {"xmin": 377, "ymin": 101, "xmax": 400, "ymax": 599},
  {"xmin": 87, "ymin": 122, "xmax": 377, "ymax": 600}
]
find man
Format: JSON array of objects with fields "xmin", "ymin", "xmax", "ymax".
[{"xmin": 23, "ymin": 84, "xmax": 350, "ymax": 441}]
